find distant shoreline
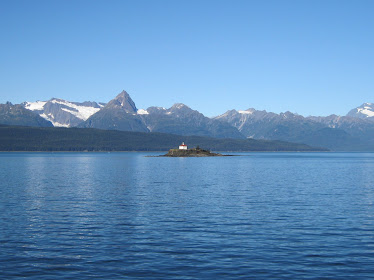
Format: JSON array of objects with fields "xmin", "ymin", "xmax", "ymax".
[{"xmin": 0, "ymin": 125, "xmax": 327, "ymax": 152}]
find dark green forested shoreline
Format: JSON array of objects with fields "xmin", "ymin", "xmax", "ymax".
[{"xmin": 0, "ymin": 125, "xmax": 327, "ymax": 152}]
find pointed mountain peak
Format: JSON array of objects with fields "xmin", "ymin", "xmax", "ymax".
[
  {"xmin": 213, "ymin": 109, "xmax": 239, "ymax": 120},
  {"xmin": 170, "ymin": 103, "xmax": 190, "ymax": 110},
  {"xmin": 116, "ymin": 90, "xmax": 130, "ymax": 98},
  {"xmin": 346, "ymin": 102, "xmax": 374, "ymax": 119},
  {"xmin": 105, "ymin": 90, "xmax": 137, "ymax": 113},
  {"xmin": 168, "ymin": 103, "xmax": 195, "ymax": 115}
]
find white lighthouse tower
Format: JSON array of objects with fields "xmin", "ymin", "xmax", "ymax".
[{"xmin": 179, "ymin": 142, "xmax": 188, "ymax": 150}]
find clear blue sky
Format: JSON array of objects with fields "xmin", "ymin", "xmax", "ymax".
[{"xmin": 1, "ymin": 0, "xmax": 373, "ymax": 117}]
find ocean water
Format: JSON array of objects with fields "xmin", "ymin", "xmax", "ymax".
[{"xmin": 0, "ymin": 152, "xmax": 374, "ymax": 279}]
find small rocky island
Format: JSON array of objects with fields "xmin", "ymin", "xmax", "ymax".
[{"xmin": 162, "ymin": 142, "xmax": 227, "ymax": 157}]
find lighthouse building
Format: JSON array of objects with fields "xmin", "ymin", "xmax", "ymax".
[{"xmin": 179, "ymin": 142, "xmax": 188, "ymax": 150}]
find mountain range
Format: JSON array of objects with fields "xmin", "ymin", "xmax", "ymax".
[
  {"xmin": 22, "ymin": 98, "xmax": 105, "ymax": 127},
  {"xmin": 214, "ymin": 104, "xmax": 374, "ymax": 151},
  {"xmin": 20, "ymin": 90, "xmax": 243, "ymax": 139},
  {"xmin": 2, "ymin": 90, "xmax": 374, "ymax": 151}
]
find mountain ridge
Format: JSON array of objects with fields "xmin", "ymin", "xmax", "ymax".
[
  {"xmin": 77, "ymin": 91, "xmax": 244, "ymax": 139},
  {"xmin": 23, "ymin": 98, "xmax": 105, "ymax": 127},
  {"xmin": 3, "ymin": 90, "xmax": 374, "ymax": 151},
  {"xmin": 0, "ymin": 102, "xmax": 53, "ymax": 127},
  {"xmin": 215, "ymin": 107, "xmax": 374, "ymax": 150}
]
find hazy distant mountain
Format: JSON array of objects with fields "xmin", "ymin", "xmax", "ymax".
[
  {"xmin": 215, "ymin": 108, "xmax": 327, "ymax": 139},
  {"xmin": 346, "ymin": 103, "xmax": 374, "ymax": 120},
  {"xmin": 307, "ymin": 114, "xmax": 374, "ymax": 149},
  {"xmin": 0, "ymin": 102, "xmax": 53, "ymax": 127},
  {"xmin": 140, "ymin": 103, "xmax": 245, "ymax": 139},
  {"xmin": 79, "ymin": 91, "xmax": 149, "ymax": 132},
  {"xmin": 22, "ymin": 98, "xmax": 105, "ymax": 127},
  {"xmin": 214, "ymin": 108, "xmax": 366, "ymax": 150}
]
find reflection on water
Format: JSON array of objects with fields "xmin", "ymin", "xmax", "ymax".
[{"xmin": 0, "ymin": 152, "xmax": 374, "ymax": 279}]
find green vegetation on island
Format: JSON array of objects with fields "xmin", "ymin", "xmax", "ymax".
[{"xmin": 162, "ymin": 147, "xmax": 226, "ymax": 157}]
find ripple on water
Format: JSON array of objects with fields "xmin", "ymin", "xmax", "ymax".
[{"xmin": 0, "ymin": 152, "xmax": 374, "ymax": 279}]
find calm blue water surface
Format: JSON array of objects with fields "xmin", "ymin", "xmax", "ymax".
[{"xmin": 1, "ymin": 152, "xmax": 374, "ymax": 279}]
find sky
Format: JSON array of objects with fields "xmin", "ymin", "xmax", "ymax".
[{"xmin": 0, "ymin": 0, "xmax": 373, "ymax": 117}]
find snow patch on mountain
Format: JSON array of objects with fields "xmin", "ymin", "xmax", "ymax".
[
  {"xmin": 357, "ymin": 104, "xmax": 374, "ymax": 117},
  {"xmin": 137, "ymin": 109, "xmax": 149, "ymax": 115},
  {"xmin": 170, "ymin": 103, "xmax": 186, "ymax": 109},
  {"xmin": 40, "ymin": 113, "xmax": 69, "ymax": 127},
  {"xmin": 40, "ymin": 113, "xmax": 52, "ymax": 121},
  {"xmin": 346, "ymin": 103, "xmax": 374, "ymax": 120},
  {"xmin": 24, "ymin": 101, "xmax": 46, "ymax": 111},
  {"xmin": 238, "ymin": 110, "xmax": 253, "ymax": 115},
  {"xmin": 23, "ymin": 98, "xmax": 106, "ymax": 127},
  {"xmin": 50, "ymin": 99, "xmax": 101, "ymax": 120},
  {"xmin": 52, "ymin": 121, "xmax": 70, "ymax": 127}
]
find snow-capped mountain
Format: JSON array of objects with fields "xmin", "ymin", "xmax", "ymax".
[
  {"xmin": 0, "ymin": 102, "xmax": 53, "ymax": 127},
  {"xmin": 79, "ymin": 90, "xmax": 149, "ymax": 132},
  {"xmin": 23, "ymin": 98, "xmax": 106, "ymax": 127},
  {"xmin": 79, "ymin": 90, "xmax": 244, "ymax": 138},
  {"xmin": 346, "ymin": 103, "xmax": 374, "ymax": 120}
]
